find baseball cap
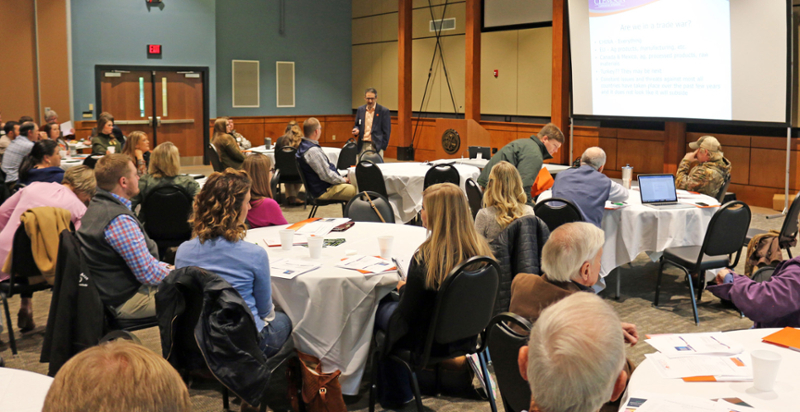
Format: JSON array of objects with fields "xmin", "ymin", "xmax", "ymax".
[{"xmin": 689, "ymin": 135, "xmax": 721, "ymax": 152}]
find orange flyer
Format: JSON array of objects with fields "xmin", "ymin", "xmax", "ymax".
[{"xmin": 762, "ymin": 327, "xmax": 800, "ymax": 352}]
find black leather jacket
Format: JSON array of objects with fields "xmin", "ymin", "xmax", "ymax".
[
  {"xmin": 157, "ymin": 266, "xmax": 270, "ymax": 407},
  {"xmin": 490, "ymin": 215, "xmax": 550, "ymax": 316}
]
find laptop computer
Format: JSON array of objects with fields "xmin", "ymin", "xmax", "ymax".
[
  {"xmin": 468, "ymin": 146, "xmax": 491, "ymax": 159},
  {"xmin": 637, "ymin": 174, "xmax": 694, "ymax": 210}
]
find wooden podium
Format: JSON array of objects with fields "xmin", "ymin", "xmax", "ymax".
[{"xmin": 434, "ymin": 119, "xmax": 491, "ymax": 160}]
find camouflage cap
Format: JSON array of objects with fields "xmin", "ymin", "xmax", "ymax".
[{"xmin": 689, "ymin": 135, "xmax": 721, "ymax": 153}]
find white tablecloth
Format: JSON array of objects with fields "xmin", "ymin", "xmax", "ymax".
[
  {"xmin": 428, "ymin": 159, "xmax": 571, "ymax": 174},
  {"xmin": 0, "ymin": 368, "xmax": 53, "ymax": 412},
  {"xmin": 347, "ymin": 162, "xmax": 481, "ymax": 223},
  {"xmin": 622, "ymin": 328, "xmax": 800, "ymax": 411},
  {"xmin": 60, "ymin": 158, "xmax": 85, "ymax": 170},
  {"xmin": 250, "ymin": 145, "xmax": 341, "ymax": 168},
  {"xmin": 244, "ymin": 222, "xmax": 427, "ymax": 395},
  {"xmin": 539, "ymin": 181, "xmax": 718, "ymax": 296}
]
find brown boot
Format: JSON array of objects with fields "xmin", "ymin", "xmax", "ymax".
[
  {"xmin": 240, "ymin": 402, "xmax": 261, "ymax": 412},
  {"xmin": 17, "ymin": 308, "xmax": 35, "ymax": 333}
]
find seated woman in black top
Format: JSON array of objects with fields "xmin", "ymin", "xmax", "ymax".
[
  {"xmin": 19, "ymin": 140, "xmax": 64, "ymax": 185},
  {"xmin": 375, "ymin": 182, "xmax": 494, "ymax": 408}
]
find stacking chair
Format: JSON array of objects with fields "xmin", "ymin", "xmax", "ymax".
[
  {"xmin": 207, "ymin": 144, "xmax": 223, "ymax": 172},
  {"xmin": 297, "ymin": 167, "xmax": 347, "ymax": 219},
  {"xmin": 751, "ymin": 265, "xmax": 776, "ymax": 283},
  {"xmin": 742, "ymin": 192, "xmax": 800, "ymax": 258},
  {"xmin": 140, "ymin": 185, "xmax": 194, "ymax": 263},
  {"xmin": 465, "ymin": 178, "xmax": 483, "ymax": 220},
  {"xmin": 533, "ymin": 197, "xmax": 583, "ymax": 232},
  {"xmin": 355, "ymin": 160, "xmax": 389, "ymax": 199},
  {"xmin": 369, "ymin": 256, "xmax": 500, "ymax": 412},
  {"xmin": 654, "ymin": 201, "xmax": 751, "ymax": 325},
  {"xmin": 270, "ymin": 169, "xmax": 282, "ymax": 203},
  {"xmin": 0, "ymin": 224, "xmax": 54, "ymax": 355},
  {"xmin": 485, "ymin": 312, "xmax": 532, "ymax": 412},
  {"xmin": 82, "ymin": 155, "xmax": 103, "ymax": 169},
  {"xmin": 344, "ymin": 191, "xmax": 395, "ymax": 223},
  {"xmin": 359, "ymin": 150, "xmax": 384, "ymax": 164},
  {"xmin": 423, "ymin": 164, "xmax": 460, "ymax": 189},
  {"xmin": 714, "ymin": 174, "xmax": 732, "ymax": 204},
  {"xmin": 337, "ymin": 139, "xmax": 359, "ymax": 170},
  {"xmin": 275, "ymin": 147, "xmax": 304, "ymax": 206}
]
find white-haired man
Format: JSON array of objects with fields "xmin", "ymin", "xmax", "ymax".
[
  {"xmin": 550, "ymin": 147, "xmax": 628, "ymax": 227},
  {"xmin": 518, "ymin": 293, "xmax": 628, "ymax": 412}
]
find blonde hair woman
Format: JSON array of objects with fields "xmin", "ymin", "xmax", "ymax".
[
  {"xmin": 212, "ymin": 117, "xmax": 244, "ymax": 170},
  {"xmin": 242, "ymin": 154, "xmax": 287, "ymax": 228},
  {"xmin": 373, "ymin": 183, "xmax": 494, "ymax": 408},
  {"xmin": 474, "ymin": 161, "xmax": 534, "ymax": 242},
  {"xmin": 121, "ymin": 131, "xmax": 151, "ymax": 176},
  {"xmin": 131, "ymin": 142, "xmax": 200, "ymax": 222}
]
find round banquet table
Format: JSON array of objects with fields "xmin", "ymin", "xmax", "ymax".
[
  {"xmin": 347, "ymin": 162, "xmax": 481, "ymax": 223},
  {"xmin": 0, "ymin": 368, "xmax": 54, "ymax": 411},
  {"xmin": 244, "ymin": 222, "xmax": 428, "ymax": 395},
  {"xmin": 622, "ymin": 328, "xmax": 800, "ymax": 411},
  {"xmin": 539, "ymin": 181, "xmax": 719, "ymax": 297},
  {"xmin": 250, "ymin": 145, "xmax": 341, "ymax": 168},
  {"xmin": 59, "ymin": 157, "xmax": 85, "ymax": 170}
]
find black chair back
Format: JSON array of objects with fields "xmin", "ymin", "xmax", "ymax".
[
  {"xmin": 359, "ymin": 150, "xmax": 384, "ymax": 164},
  {"xmin": 275, "ymin": 147, "xmax": 303, "ymax": 184},
  {"xmin": 465, "ymin": 178, "xmax": 483, "ymax": 219},
  {"xmin": 206, "ymin": 144, "xmax": 223, "ymax": 172},
  {"xmin": 337, "ymin": 140, "xmax": 359, "ymax": 170},
  {"xmin": 778, "ymin": 193, "xmax": 800, "ymax": 246},
  {"xmin": 533, "ymin": 197, "xmax": 583, "ymax": 232},
  {"xmin": 751, "ymin": 266, "xmax": 776, "ymax": 283},
  {"xmin": 82, "ymin": 155, "xmax": 103, "ymax": 169},
  {"xmin": 141, "ymin": 186, "xmax": 193, "ymax": 257},
  {"xmin": 486, "ymin": 313, "xmax": 532, "ymax": 412},
  {"xmin": 698, "ymin": 201, "xmax": 751, "ymax": 267},
  {"xmin": 270, "ymin": 169, "xmax": 281, "ymax": 202},
  {"xmin": 344, "ymin": 191, "xmax": 395, "ymax": 223},
  {"xmin": 355, "ymin": 160, "xmax": 388, "ymax": 199},
  {"xmin": 714, "ymin": 174, "xmax": 732, "ymax": 203},
  {"xmin": 421, "ymin": 256, "xmax": 499, "ymax": 364},
  {"xmin": 423, "ymin": 164, "xmax": 460, "ymax": 189}
]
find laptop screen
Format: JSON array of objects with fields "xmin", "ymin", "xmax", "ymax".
[{"xmin": 638, "ymin": 174, "xmax": 678, "ymax": 203}]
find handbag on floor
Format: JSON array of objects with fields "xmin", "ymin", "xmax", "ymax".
[{"xmin": 287, "ymin": 350, "xmax": 347, "ymax": 412}]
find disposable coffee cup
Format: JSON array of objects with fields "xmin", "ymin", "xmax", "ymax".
[
  {"xmin": 751, "ymin": 350, "xmax": 781, "ymax": 391},
  {"xmin": 107, "ymin": 146, "xmax": 115, "ymax": 154},
  {"xmin": 265, "ymin": 137, "xmax": 272, "ymax": 148},
  {"xmin": 378, "ymin": 236, "xmax": 394, "ymax": 259},
  {"xmin": 279, "ymin": 229, "xmax": 295, "ymax": 251},
  {"xmin": 308, "ymin": 236, "xmax": 324, "ymax": 259},
  {"xmin": 59, "ymin": 150, "xmax": 69, "ymax": 159}
]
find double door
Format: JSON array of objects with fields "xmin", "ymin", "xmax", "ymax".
[{"xmin": 98, "ymin": 68, "xmax": 207, "ymax": 160}]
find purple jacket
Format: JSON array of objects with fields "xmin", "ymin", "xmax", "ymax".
[{"xmin": 708, "ymin": 256, "xmax": 800, "ymax": 328}]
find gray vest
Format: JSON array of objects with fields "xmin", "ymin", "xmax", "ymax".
[
  {"xmin": 77, "ymin": 188, "xmax": 159, "ymax": 307},
  {"xmin": 551, "ymin": 165, "xmax": 612, "ymax": 227}
]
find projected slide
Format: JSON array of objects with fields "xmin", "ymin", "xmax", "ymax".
[{"xmin": 588, "ymin": 0, "xmax": 731, "ymax": 120}]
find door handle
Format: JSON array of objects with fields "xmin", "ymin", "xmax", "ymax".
[
  {"xmin": 114, "ymin": 120, "xmax": 150, "ymax": 125},
  {"xmin": 156, "ymin": 116, "xmax": 162, "ymax": 127},
  {"xmin": 159, "ymin": 119, "xmax": 196, "ymax": 125}
]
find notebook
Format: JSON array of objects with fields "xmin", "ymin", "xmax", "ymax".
[{"xmin": 638, "ymin": 174, "xmax": 694, "ymax": 210}]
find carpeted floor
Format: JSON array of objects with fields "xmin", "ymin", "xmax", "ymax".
[{"xmin": 0, "ymin": 163, "xmax": 790, "ymax": 412}]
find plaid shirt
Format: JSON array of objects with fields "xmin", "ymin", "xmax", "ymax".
[
  {"xmin": 2, "ymin": 135, "xmax": 34, "ymax": 182},
  {"xmin": 104, "ymin": 193, "xmax": 170, "ymax": 285}
]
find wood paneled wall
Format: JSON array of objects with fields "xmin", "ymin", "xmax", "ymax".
[{"xmin": 0, "ymin": 0, "xmax": 38, "ymax": 122}]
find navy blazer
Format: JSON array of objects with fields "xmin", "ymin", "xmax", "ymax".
[{"xmin": 353, "ymin": 104, "xmax": 391, "ymax": 152}]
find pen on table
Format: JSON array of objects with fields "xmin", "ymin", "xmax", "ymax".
[
  {"xmin": 678, "ymin": 336, "xmax": 696, "ymax": 352},
  {"xmin": 710, "ymin": 335, "xmax": 731, "ymax": 350}
]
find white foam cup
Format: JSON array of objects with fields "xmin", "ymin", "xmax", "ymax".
[
  {"xmin": 751, "ymin": 350, "xmax": 781, "ymax": 391},
  {"xmin": 307, "ymin": 235, "xmax": 324, "ymax": 259},
  {"xmin": 378, "ymin": 236, "xmax": 394, "ymax": 259},
  {"xmin": 279, "ymin": 229, "xmax": 295, "ymax": 251}
]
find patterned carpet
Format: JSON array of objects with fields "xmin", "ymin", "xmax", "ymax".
[{"xmin": 0, "ymin": 164, "xmax": 789, "ymax": 411}]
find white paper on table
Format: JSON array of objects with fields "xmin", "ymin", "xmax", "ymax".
[
  {"xmin": 645, "ymin": 333, "xmax": 743, "ymax": 357},
  {"xmin": 623, "ymin": 392, "xmax": 716, "ymax": 412},
  {"xmin": 645, "ymin": 353, "xmax": 751, "ymax": 380},
  {"xmin": 714, "ymin": 399, "xmax": 763, "ymax": 412},
  {"xmin": 269, "ymin": 258, "xmax": 321, "ymax": 279},
  {"xmin": 336, "ymin": 255, "xmax": 395, "ymax": 275},
  {"xmin": 60, "ymin": 121, "xmax": 73, "ymax": 136},
  {"xmin": 295, "ymin": 218, "xmax": 351, "ymax": 237},
  {"xmin": 636, "ymin": 398, "xmax": 718, "ymax": 412}
]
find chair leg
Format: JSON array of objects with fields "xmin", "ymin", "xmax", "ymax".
[
  {"xmin": 479, "ymin": 350, "xmax": 498, "ymax": 412},
  {"xmin": 616, "ymin": 269, "xmax": 621, "ymax": 300},
  {"xmin": 222, "ymin": 386, "xmax": 230, "ymax": 411},
  {"xmin": 368, "ymin": 348, "xmax": 379, "ymax": 412},
  {"xmin": 786, "ymin": 247, "xmax": 793, "ymax": 259},
  {"xmin": 685, "ymin": 269, "xmax": 700, "ymax": 326},
  {"xmin": 409, "ymin": 371, "xmax": 424, "ymax": 412},
  {"xmin": 1, "ymin": 293, "xmax": 17, "ymax": 356},
  {"xmin": 654, "ymin": 257, "xmax": 665, "ymax": 307}
]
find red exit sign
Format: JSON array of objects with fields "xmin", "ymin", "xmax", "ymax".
[{"xmin": 147, "ymin": 44, "xmax": 162, "ymax": 55}]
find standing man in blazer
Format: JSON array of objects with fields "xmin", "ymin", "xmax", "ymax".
[{"xmin": 352, "ymin": 88, "xmax": 391, "ymax": 158}]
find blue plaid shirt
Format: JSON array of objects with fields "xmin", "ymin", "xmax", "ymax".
[
  {"xmin": 2, "ymin": 135, "xmax": 34, "ymax": 182},
  {"xmin": 104, "ymin": 193, "xmax": 170, "ymax": 285}
]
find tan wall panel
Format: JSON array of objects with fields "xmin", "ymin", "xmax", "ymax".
[
  {"xmin": 382, "ymin": 13, "xmax": 399, "ymax": 42},
  {"xmin": 0, "ymin": 0, "xmax": 37, "ymax": 123},
  {"xmin": 380, "ymin": 0, "xmax": 399, "ymax": 14},
  {"xmin": 412, "ymin": 38, "xmax": 442, "ymax": 112},
  {"xmin": 412, "ymin": 3, "xmax": 466, "ymax": 39},
  {"xmin": 380, "ymin": 42, "xmax": 399, "ymax": 110},
  {"xmin": 439, "ymin": 35, "xmax": 465, "ymax": 114},
  {"xmin": 481, "ymin": 31, "xmax": 518, "ymax": 115},
  {"xmin": 517, "ymin": 27, "xmax": 552, "ymax": 117},
  {"xmin": 353, "ymin": 16, "xmax": 378, "ymax": 44},
  {"xmin": 352, "ymin": 0, "xmax": 375, "ymax": 18},
  {"xmin": 352, "ymin": 44, "xmax": 378, "ymax": 108},
  {"xmin": 413, "ymin": 0, "xmax": 462, "ymax": 8}
]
